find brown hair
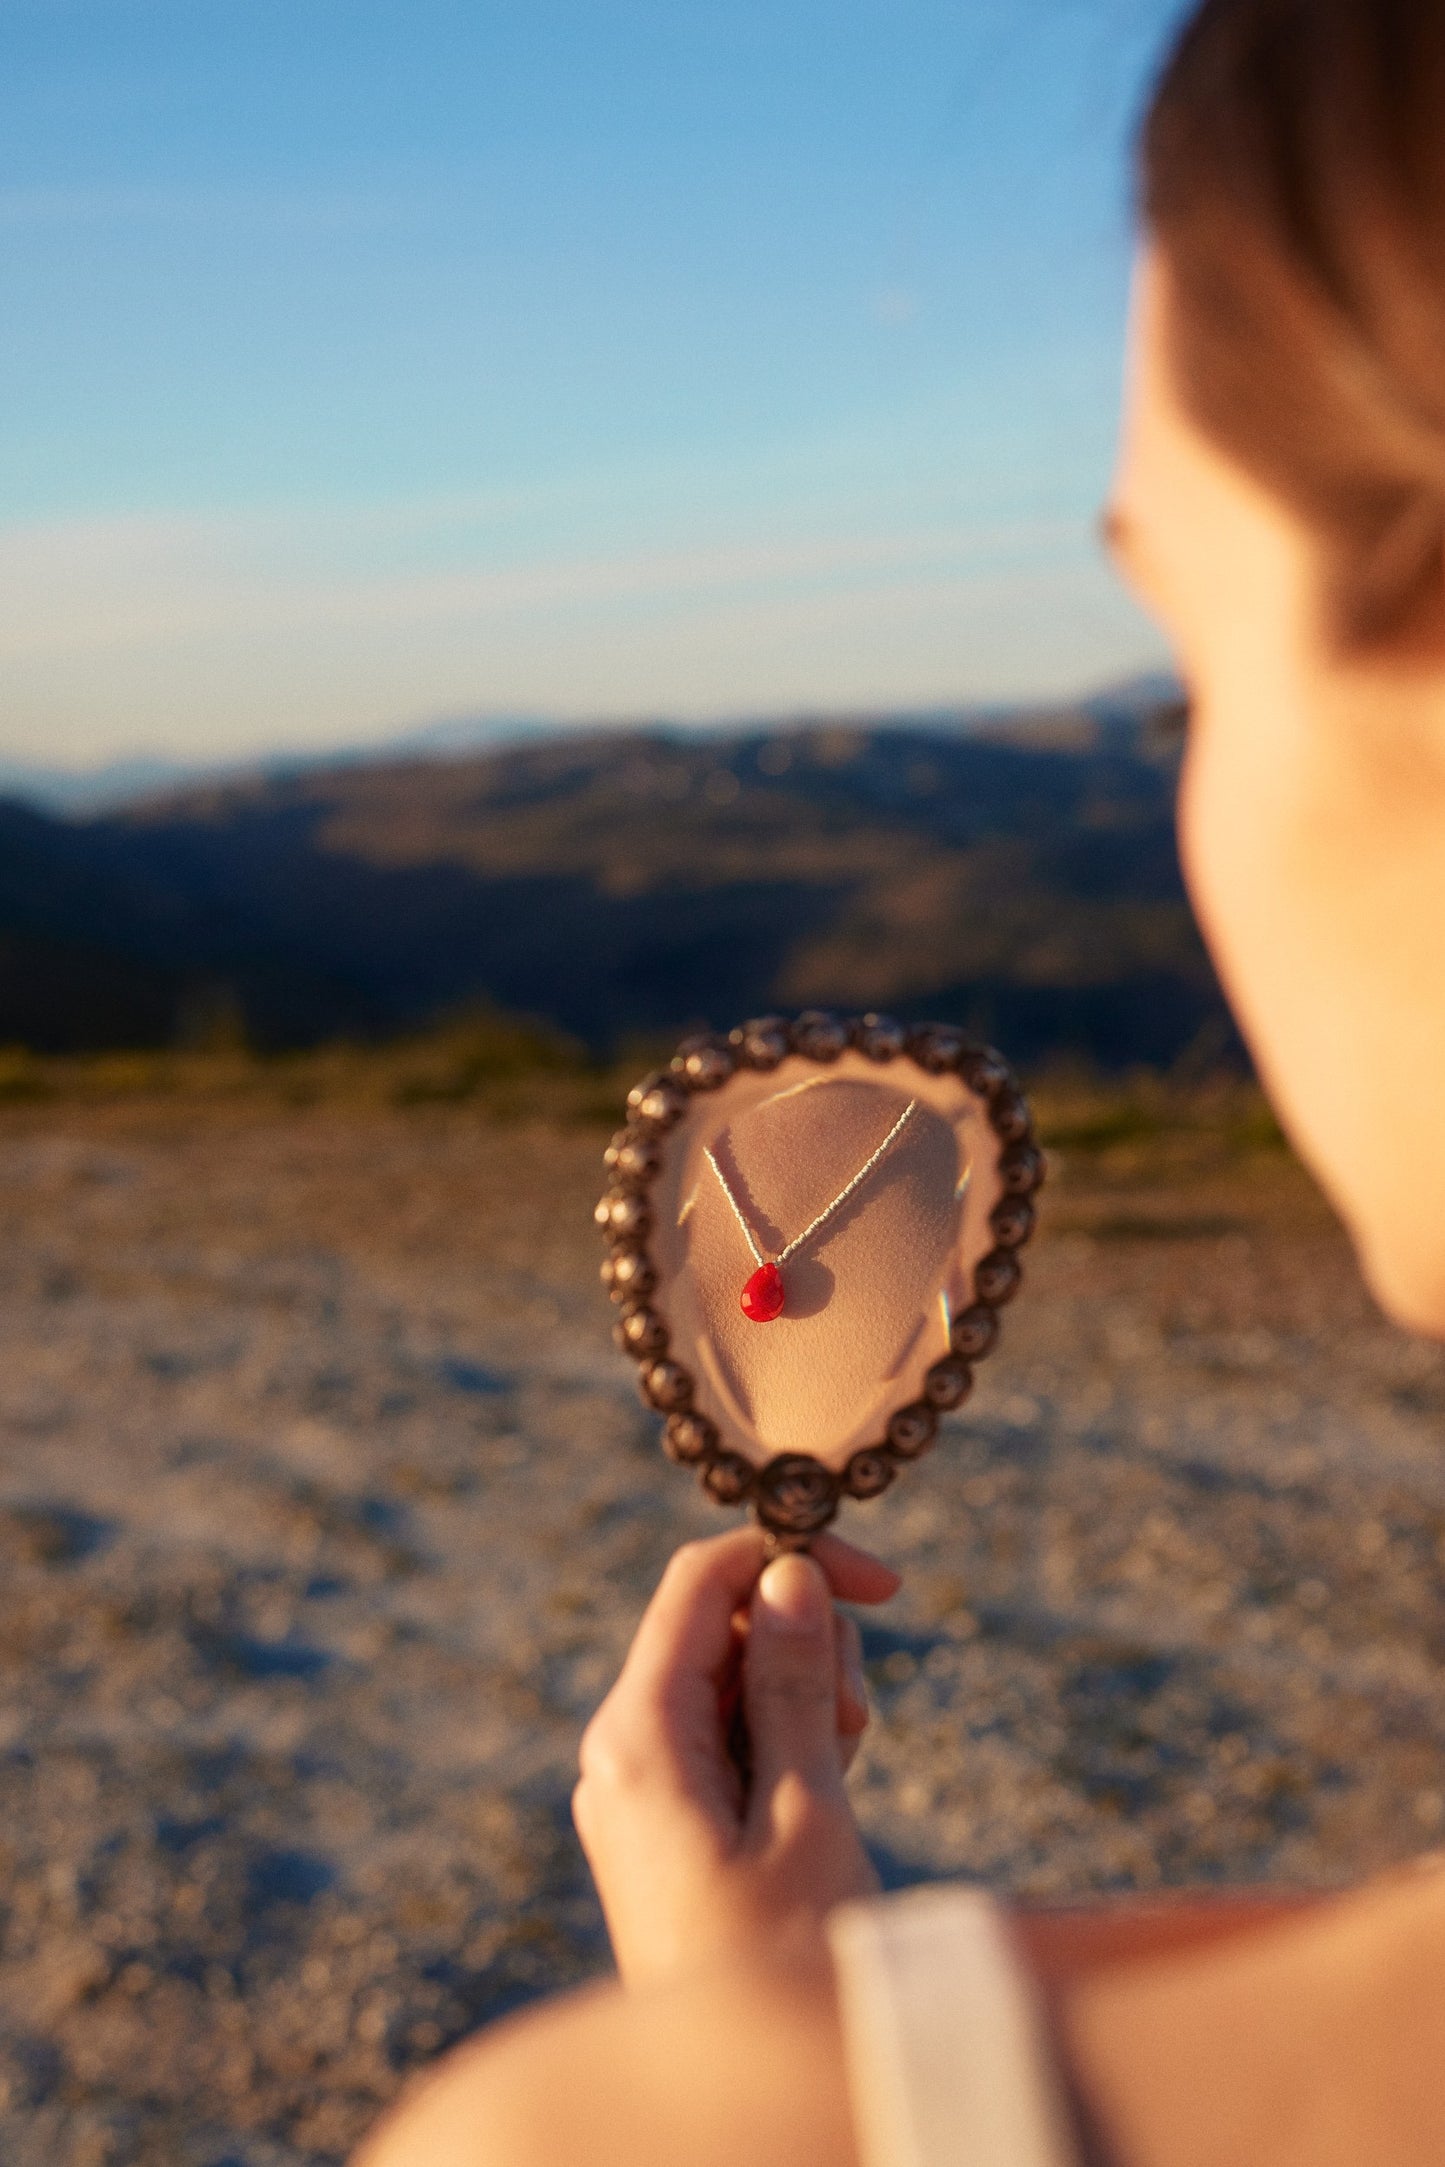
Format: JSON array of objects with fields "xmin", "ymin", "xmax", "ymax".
[{"xmin": 1141, "ymin": 0, "xmax": 1445, "ymax": 647}]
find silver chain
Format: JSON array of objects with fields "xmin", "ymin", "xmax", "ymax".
[{"xmin": 704, "ymin": 1099, "xmax": 918, "ymax": 1268}]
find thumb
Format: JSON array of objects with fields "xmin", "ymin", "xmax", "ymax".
[{"xmin": 743, "ymin": 1553, "xmax": 847, "ymax": 1819}]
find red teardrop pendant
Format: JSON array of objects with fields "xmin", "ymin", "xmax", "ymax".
[{"xmin": 741, "ymin": 1260, "xmax": 785, "ymax": 1322}]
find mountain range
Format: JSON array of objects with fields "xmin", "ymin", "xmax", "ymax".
[
  {"xmin": 0, "ymin": 675, "xmax": 1182, "ymax": 816},
  {"xmin": 0, "ymin": 689, "xmax": 1231, "ymax": 1070}
]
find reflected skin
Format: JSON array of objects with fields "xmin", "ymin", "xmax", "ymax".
[{"xmin": 360, "ymin": 251, "xmax": 1445, "ymax": 2166}]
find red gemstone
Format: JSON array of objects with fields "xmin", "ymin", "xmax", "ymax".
[{"xmin": 741, "ymin": 1261, "xmax": 785, "ymax": 1322}]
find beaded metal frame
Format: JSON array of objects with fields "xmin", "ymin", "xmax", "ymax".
[{"xmin": 596, "ymin": 1011, "xmax": 1042, "ymax": 1544}]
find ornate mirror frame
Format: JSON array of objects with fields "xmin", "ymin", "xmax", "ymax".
[{"xmin": 597, "ymin": 1012, "xmax": 1042, "ymax": 1545}]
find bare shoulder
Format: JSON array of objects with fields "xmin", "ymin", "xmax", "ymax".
[{"xmin": 354, "ymin": 1940, "xmax": 858, "ymax": 2167}]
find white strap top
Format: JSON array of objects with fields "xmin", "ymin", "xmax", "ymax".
[{"xmin": 827, "ymin": 1887, "xmax": 1081, "ymax": 2167}]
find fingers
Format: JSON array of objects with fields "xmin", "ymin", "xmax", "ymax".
[
  {"xmin": 621, "ymin": 1528, "xmax": 896, "ymax": 1705},
  {"xmin": 621, "ymin": 1530, "xmax": 777, "ymax": 1704},
  {"xmin": 584, "ymin": 1530, "xmax": 882, "ymax": 1848},
  {"xmin": 731, "ymin": 1606, "xmax": 869, "ymax": 1751},
  {"xmin": 835, "ymin": 1610, "xmax": 868, "ymax": 1739},
  {"xmin": 743, "ymin": 1554, "xmax": 849, "ymax": 1819},
  {"xmin": 812, "ymin": 1532, "xmax": 901, "ymax": 1606}
]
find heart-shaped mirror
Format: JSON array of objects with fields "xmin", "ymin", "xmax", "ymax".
[{"xmin": 597, "ymin": 1013, "xmax": 1041, "ymax": 1543}]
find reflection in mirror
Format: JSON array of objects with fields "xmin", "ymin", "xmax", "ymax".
[{"xmin": 598, "ymin": 1014, "xmax": 1041, "ymax": 1541}]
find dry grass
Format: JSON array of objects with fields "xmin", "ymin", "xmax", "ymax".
[{"xmin": 0, "ymin": 1030, "xmax": 1288, "ymax": 1164}]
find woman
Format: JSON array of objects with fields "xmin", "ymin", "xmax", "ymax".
[{"xmin": 363, "ymin": 0, "xmax": 1445, "ymax": 2158}]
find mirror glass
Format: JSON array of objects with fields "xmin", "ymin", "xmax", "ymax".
[
  {"xmin": 650, "ymin": 1052, "xmax": 1001, "ymax": 1471},
  {"xmin": 599, "ymin": 1017, "xmax": 1040, "ymax": 1535}
]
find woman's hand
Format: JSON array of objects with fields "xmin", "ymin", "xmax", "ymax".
[{"xmin": 573, "ymin": 1527, "xmax": 900, "ymax": 1989}]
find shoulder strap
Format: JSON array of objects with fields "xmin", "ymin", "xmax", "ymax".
[{"xmin": 828, "ymin": 1887, "xmax": 1082, "ymax": 2167}]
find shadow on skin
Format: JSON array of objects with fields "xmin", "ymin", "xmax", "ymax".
[{"xmin": 777, "ymin": 1257, "xmax": 836, "ymax": 1319}]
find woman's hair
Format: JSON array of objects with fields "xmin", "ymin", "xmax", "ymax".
[{"xmin": 1142, "ymin": 0, "xmax": 1445, "ymax": 647}]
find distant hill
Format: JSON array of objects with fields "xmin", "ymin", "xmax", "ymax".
[
  {"xmin": 0, "ymin": 800, "xmax": 187, "ymax": 1052},
  {"xmin": 0, "ymin": 701, "xmax": 1231, "ymax": 1070},
  {"xmin": 0, "ymin": 674, "xmax": 1182, "ymax": 816},
  {"xmin": 0, "ymin": 714, "xmax": 560, "ymax": 818}
]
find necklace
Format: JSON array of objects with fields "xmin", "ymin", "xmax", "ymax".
[{"xmin": 704, "ymin": 1099, "xmax": 918, "ymax": 1322}]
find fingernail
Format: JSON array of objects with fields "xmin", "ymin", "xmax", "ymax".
[{"xmin": 758, "ymin": 1554, "xmax": 828, "ymax": 1633}]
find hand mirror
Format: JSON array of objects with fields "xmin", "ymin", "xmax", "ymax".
[{"xmin": 597, "ymin": 1012, "xmax": 1042, "ymax": 1545}]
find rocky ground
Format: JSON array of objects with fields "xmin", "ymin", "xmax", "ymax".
[{"xmin": 2, "ymin": 1092, "xmax": 1445, "ymax": 2164}]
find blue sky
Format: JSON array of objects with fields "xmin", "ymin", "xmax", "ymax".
[{"xmin": 1, "ymin": 0, "xmax": 1184, "ymax": 767}]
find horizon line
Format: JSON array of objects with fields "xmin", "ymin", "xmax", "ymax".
[{"xmin": 0, "ymin": 668, "xmax": 1182, "ymax": 816}]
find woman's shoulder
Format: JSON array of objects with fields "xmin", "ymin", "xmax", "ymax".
[{"xmin": 354, "ymin": 1862, "xmax": 1445, "ymax": 2167}]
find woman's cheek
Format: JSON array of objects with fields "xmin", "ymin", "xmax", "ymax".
[
  {"xmin": 1178, "ymin": 695, "xmax": 1445, "ymax": 1334},
  {"xmin": 1174, "ymin": 712, "xmax": 1271, "ymax": 1045},
  {"xmin": 1174, "ymin": 708, "xmax": 1337, "ymax": 1169}
]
